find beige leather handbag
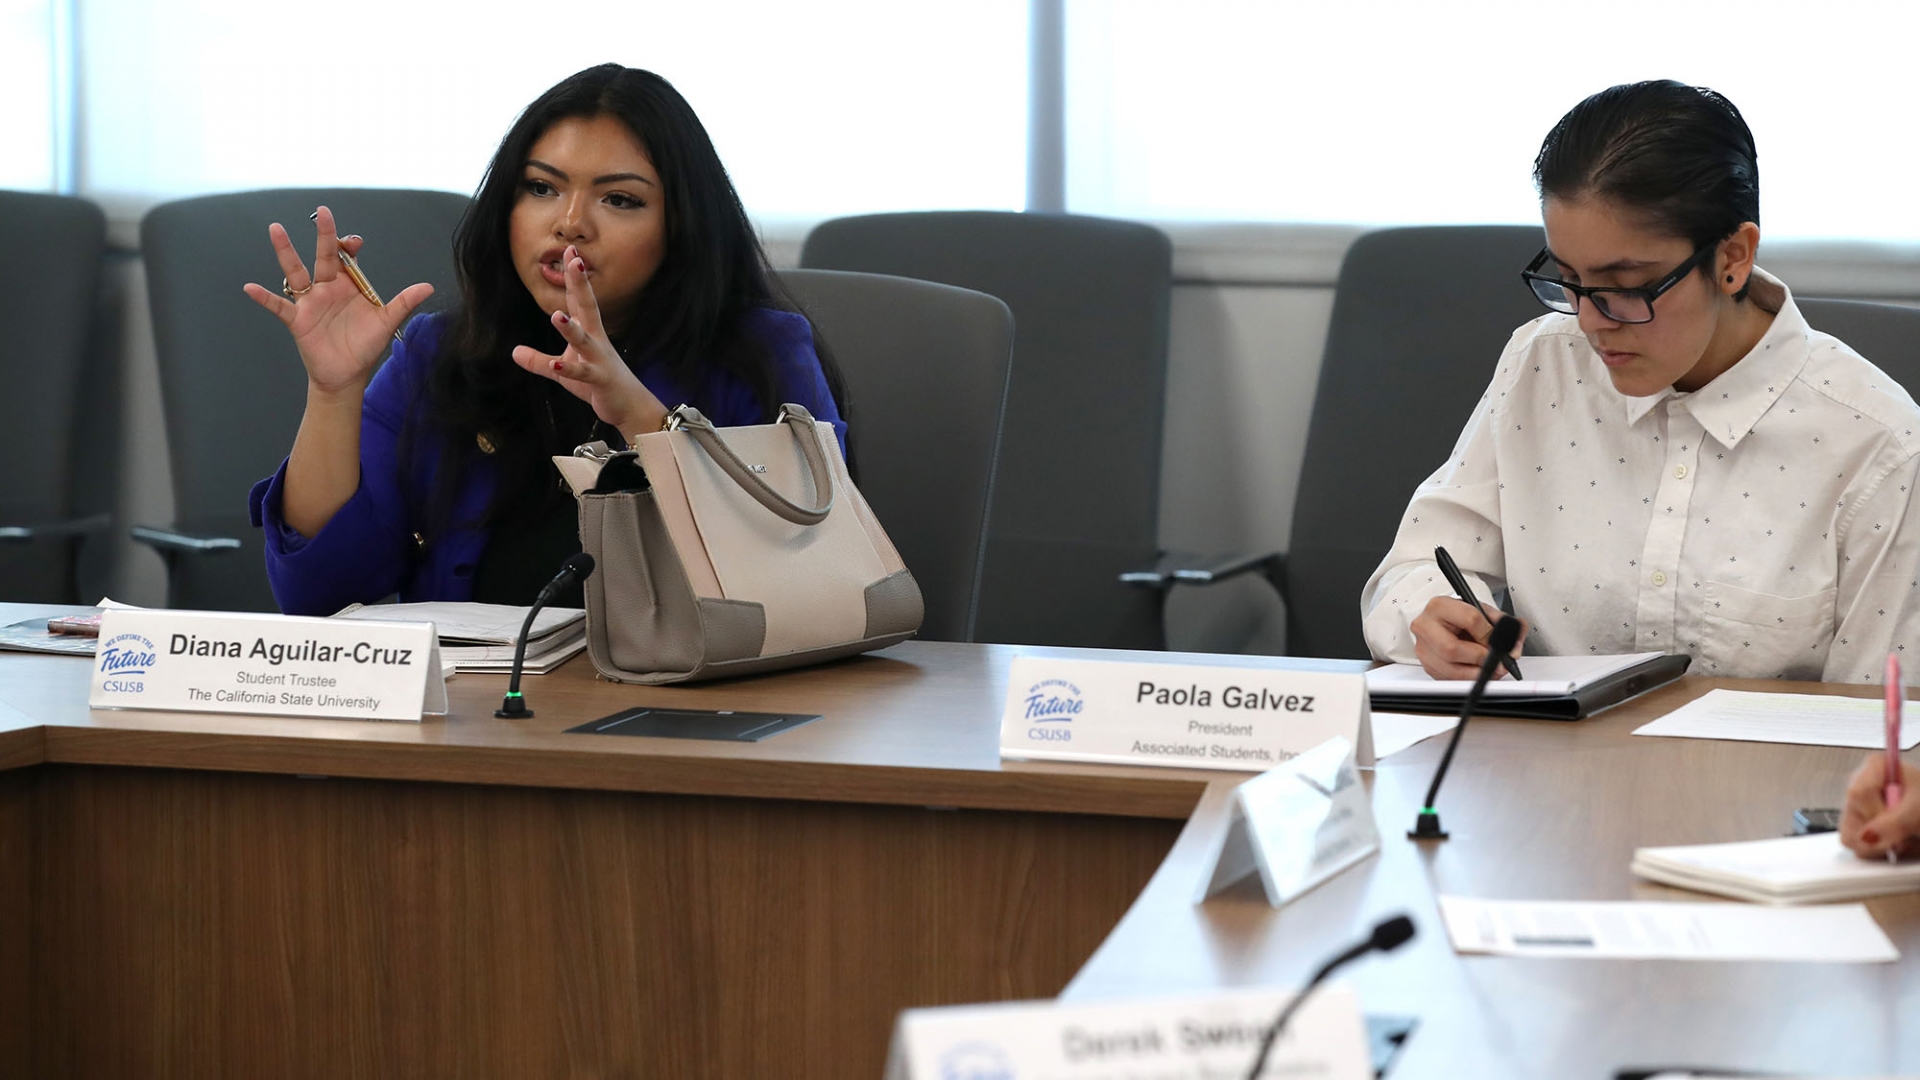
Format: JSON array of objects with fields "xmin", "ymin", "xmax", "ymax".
[{"xmin": 553, "ymin": 404, "xmax": 923, "ymax": 684}]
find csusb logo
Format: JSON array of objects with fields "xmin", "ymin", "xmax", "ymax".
[
  {"xmin": 938, "ymin": 1041, "xmax": 1015, "ymax": 1080},
  {"xmin": 98, "ymin": 632, "xmax": 158, "ymax": 694},
  {"xmin": 1023, "ymin": 678, "xmax": 1083, "ymax": 743}
]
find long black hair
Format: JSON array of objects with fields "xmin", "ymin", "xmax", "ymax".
[
  {"xmin": 418, "ymin": 63, "xmax": 849, "ymax": 530},
  {"xmin": 1533, "ymin": 80, "xmax": 1760, "ymax": 300}
]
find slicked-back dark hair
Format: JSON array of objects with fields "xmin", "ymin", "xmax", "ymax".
[
  {"xmin": 1534, "ymin": 80, "xmax": 1760, "ymax": 300},
  {"xmin": 418, "ymin": 63, "xmax": 848, "ymax": 531}
]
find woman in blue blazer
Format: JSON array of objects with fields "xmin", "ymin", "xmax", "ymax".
[{"xmin": 244, "ymin": 64, "xmax": 848, "ymax": 615}]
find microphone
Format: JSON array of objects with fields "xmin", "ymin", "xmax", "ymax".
[
  {"xmin": 1242, "ymin": 914, "xmax": 1417, "ymax": 1079},
  {"xmin": 495, "ymin": 552, "xmax": 595, "ymax": 719},
  {"xmin": 1408, "ymin": 615, "xmax": 1521, "ymax": 840}
]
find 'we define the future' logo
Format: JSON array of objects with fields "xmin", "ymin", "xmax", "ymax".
[
  {"xmin": 1021, "ymin": 678, "xmax": 1083, "ymax": 742},
  {"xmin": 97, "ymin": 632, "xmax": 158, "ymax": 694}
]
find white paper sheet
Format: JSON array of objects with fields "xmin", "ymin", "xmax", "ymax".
[
  {"xmin": 332, "ymin": 601, "xmax": 584, "ymax": 645},
  {"xmin": 1631, "ymin": 688, "xmax": 1920, "ymax": 750},
  {"xmin": 1369, "ymin": 711, "xmax": 1459, "ymax": 761},
  {"xmin": 1365, "ymin": 652, "xmax": 1663, "ymax": 697},
  {"xmin": 1438, "ymin": 895, "xmax": 1898, "ymax": 962}
]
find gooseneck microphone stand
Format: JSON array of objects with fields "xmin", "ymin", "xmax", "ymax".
[
  {"xmin": 1408, "ymin": 615, "xmax": 1521, "ymax": 840},
  {"xmin": 1241, "ymin": 914, "xmax": 1417, "ymax": 1079},
  {"xmin": 496, "ymin": 552, "xmax": 596, "ymax": 719}
]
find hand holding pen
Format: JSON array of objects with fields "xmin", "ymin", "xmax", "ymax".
[
  {"xmin": 322, "ymin": 218, "xmax": 400, "ymax": 342},
  {"xmin": 1841, "ymin": 753, "xmax": 1920, "ymax": 862},
  {"xmin": 241, "ymin": 205, "xmax": 435, "ymax": 398},
  {"xmin": 1408, "ymin": 546, "xmax": 1529, "ymax": 681}
]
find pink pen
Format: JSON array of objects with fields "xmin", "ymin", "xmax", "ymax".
[{"xmin": 1887, "ymin": 653, "xmax": 1904, "ymax": 864}]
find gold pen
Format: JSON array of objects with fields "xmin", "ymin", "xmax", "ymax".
[{"xmin": 310, "ymin": 210, "xmax": 403, "ymax": 342}]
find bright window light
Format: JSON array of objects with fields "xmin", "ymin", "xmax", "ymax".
[
  {"xmin": 1065, "ymin": 1, "xmax": 1920, "ymax": 241},
  {"xmin": 0, "ymin": 0, "xmax": 56, "ymax": 191},
  {"xmin": 78, "ymin": 0, "xmax": 1028, "ymax": 219}
]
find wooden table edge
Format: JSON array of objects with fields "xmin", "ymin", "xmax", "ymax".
[
  {"xmin": 1061, "ymin": 778, "xmax": 1241, "ymax": 998},
  {"xmin": 16, "ymin": 723, "xmax": 1209, "ymax": 820},
  {"xmin": 0, "ymin": 726, "xmax": 44, "ymax": 772}
]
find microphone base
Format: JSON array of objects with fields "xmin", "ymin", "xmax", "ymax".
[
  {"xmin": 1407, "ymin": 811, "xmax": 1449, "ymax": 841},
  {"xmin": 495, "ymin": 693, "xmax": 533, "ymax": 719}
]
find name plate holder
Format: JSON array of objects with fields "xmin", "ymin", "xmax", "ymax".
[
  {"xmin": 1000, "ymin": 656, "xmax": 1373, "ymax": 771},
  {"xmin": 884, "ymin": 984, "xmax": 1372, "ymax": 1080},
  {"xmin": 90, "ymin": 608, "xmax": 448, "ymax": 723},
  {"xmin": 1197, "ymin": 736, "xmax": 1381, "ymax": 907}
]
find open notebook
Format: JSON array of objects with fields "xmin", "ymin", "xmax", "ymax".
[
  {"xmin": 1366, "ymin": 652, "xmax": 1690, "ymax": 720},
  {"xmin": 1632, "ymin": 833, "xmax": 1920, "ymax": 905}
]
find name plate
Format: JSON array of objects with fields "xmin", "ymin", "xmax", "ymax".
[
  {"xmin": 884, "ymin": 984, "xmax": 1371, "ymax": 1080},
  {"xmin": 1197, "ymin": 736, "xmax": 1380, "ymax": 907},
  {"xmin": 89, "ymin": 608, "xmax": 448, "ymax": 722},
  {"xmin": 1000, "ymin": 656, "xmax": 1373, "ymax": 771}
]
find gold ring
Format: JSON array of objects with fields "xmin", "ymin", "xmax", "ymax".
[{"xmin": 282, "ymin": 277, "xmax": 313, "ymax": 299}]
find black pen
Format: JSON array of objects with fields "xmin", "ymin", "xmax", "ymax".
[{"xmin": 1434, "ymin": 545, "xmax": 1523, "ymax": 680}]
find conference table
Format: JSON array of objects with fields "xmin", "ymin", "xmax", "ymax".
[{"xmin": 0, "ymin": 601, "xmax": 1914, "ymax": 1078}]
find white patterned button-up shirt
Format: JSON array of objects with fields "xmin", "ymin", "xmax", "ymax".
[{"xmin": 1362, "ymin": 271, "xmax": 1920, "ymax": 683}]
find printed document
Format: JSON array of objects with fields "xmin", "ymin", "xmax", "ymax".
[
  {"xmin": 1438, "ymin": 895, "xmax": 1897, "ymax": 962},
  {"xmin": 1632, "ymin": 688, "xmax": 1920, "ymax": 750}
]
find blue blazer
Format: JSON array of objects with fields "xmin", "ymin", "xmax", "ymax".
[{"xmin": 249, "ymin": 310, "xmax": 846, "ymax": 616}]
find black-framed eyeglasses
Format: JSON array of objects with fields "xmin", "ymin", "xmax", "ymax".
[{"xmin": 1520, "ymin": 243, "xmax": 1716, "ymax": 324}]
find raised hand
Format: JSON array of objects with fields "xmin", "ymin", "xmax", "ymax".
[
  {"xmin": 242, "ymin": 205, "xmax": 435, "ymax": 397},
  {"xmin": 512, "ymin": 244, "xmax": 667, "ymax": 437}
]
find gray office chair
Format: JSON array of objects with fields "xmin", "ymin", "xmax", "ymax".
[
  {"xmin": 776, "ymin": 269, "xmax": 1013, "ymax": 642},
  {"xmin": 1797, "ymin": 297, "xmax": 1920, "ymax": 394},
  {"xmin": 0, "ymin": 191, "xmax": 110, "ymax": 603},
  {"xmin": 1277, "ymin": 225, "xmax": 1547, "ymax": 658},
  {"xmin": 139, "ymin": 188, "xmax": 470, "ymax": 610},
  {"xmin": 803, "ymin": 211, "xmax": 1268, "ymax": 649}
]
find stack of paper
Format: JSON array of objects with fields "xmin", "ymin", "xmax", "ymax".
[
  {"xmin": 1631, "ymin": 833, "xmax": 1920, "ymax": 905},
  {"xmin": 333, "ymin": 602, "xmax": 587, "ymax": 674}
]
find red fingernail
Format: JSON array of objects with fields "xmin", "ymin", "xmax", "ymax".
[
  {"xmin": 551, "ymin": 361, "xmax": 563, "ymax": 372},
  {"xmin": 556, "ymin": 312, "xmax": 570, "ymax": 324},
  {"xmin": 1864, "ymin": 828, "xmax": 1881, "ymax": 844}
]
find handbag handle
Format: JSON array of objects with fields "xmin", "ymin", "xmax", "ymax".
[{"xmin": 667, "ymin": 403, "xmax": 836, "ymax": 525}]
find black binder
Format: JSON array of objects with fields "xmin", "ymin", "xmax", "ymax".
[{"xmin": 1368, "ymin": 653, "xmax": 1691, "ymax": 721}]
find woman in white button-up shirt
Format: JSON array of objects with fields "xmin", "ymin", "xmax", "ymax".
[{"xmin": 1363, "ymin": 80, "xmax": 1920, "ymax": 684}]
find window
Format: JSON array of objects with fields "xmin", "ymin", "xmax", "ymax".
[
  {"xmin": 0, "ymin": 0, "xmax": 58, "ymax": 191},
  {"xmin": 76, "ymin": 0, "xmax": 1029, "ymax": 219},
  {"xmin": 36, "ymin": 2, "xmax": 1920, "ymax": 241},
  {"xmin": 1064, "ymin": 1, "xmax": 1920, "ymax": 241}
]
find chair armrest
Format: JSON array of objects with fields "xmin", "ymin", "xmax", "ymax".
[
  {"xmin": 130, "ymin": 525, "xmax": 243, "ymax": 555},
  {"xmin": 1119, "ymin": 550, "xmax": 1284, "ymax": 588},
  {"xmin": 0, "ymin": 513, "xmax": 112, "ymax": 544}
]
